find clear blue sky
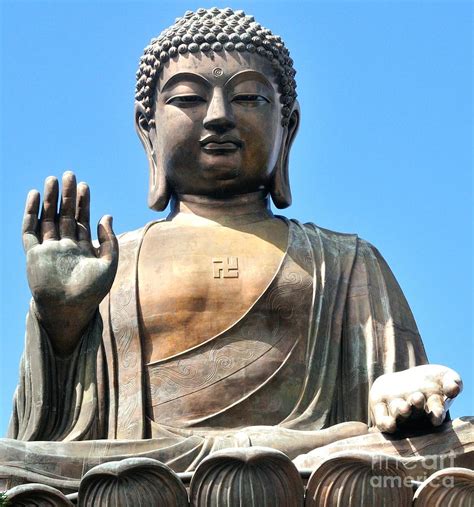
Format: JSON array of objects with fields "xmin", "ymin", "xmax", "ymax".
[{"xmin": 1, "ymin": 1, "xmax": 472, "ymax": 436}]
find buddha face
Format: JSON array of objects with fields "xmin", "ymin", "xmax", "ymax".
[{"xmin": 136, "ymin": 51, "xmax": 299, "ymax": 203}]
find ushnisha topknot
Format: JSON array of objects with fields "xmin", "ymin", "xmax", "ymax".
[{"xmin": 135, "ymin": 7, "xmax": 297, "ymax": 127}]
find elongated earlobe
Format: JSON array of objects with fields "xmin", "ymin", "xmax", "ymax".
[
  {"xmin": 147, "ymin": 154, "xmax": 170, "ymax": 211},
  {"xmin": 270, "ymin": 105, "xmax": 300, "ymax": 209},
  {"xmin": 271, "ymin": 150, "xmax": 292, "ymax": 209},
  {"xmin": 134, "ymin": 106, "xmax": 170, "ymax": 211}
]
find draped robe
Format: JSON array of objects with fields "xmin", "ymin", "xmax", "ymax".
[{"xmin": 3, "ymin": 220, "xmax": 429, "ymax": 481}]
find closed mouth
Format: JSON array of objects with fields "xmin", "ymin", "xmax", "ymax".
[{"xmin": 200, "ymin": 135, "xmax": 243, "ymax": 153}]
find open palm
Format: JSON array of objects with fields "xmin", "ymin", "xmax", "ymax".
[{"xmin": 22, "ymin": 172, "xmax": 118, "ymax": 355}]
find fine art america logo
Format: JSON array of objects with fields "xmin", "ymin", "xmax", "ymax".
[{"xmin": 370, "ymin": 452, "xmax": 457, "ymax": 488}]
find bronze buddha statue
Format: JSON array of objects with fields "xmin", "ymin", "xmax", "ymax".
[{"xmin": 2, "ymin": 7, "xmax": 471, "ymax": 491}]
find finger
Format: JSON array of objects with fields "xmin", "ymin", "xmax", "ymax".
[
  {"xmin": 388, "ymin": 398, "xmax": 411, "ymax": 420},
  {"xmin": 372, "ymin": 402, "xmax": 397, "ymax": 433},
  {"xmin": 40, "ymin": 176, "xmax": 59, "ymax": 241},
  {"xmin": 22, "ymin": 190, "xmax": 40, "ymax": 252},
  {"xmin": 407, "ymin": 391, "xmax": 426, "ymax": 410},
  {"xmin": 76, "ymin": 182, "xmax": 91, "ymax": 242},
  {"xmin": 442, "ymin": 370, "xmax": 463, "ymax": 399},
  {"xmin": 97, "ymin": 215, "xmax": 118, "ymax": 263},
  {"xmin": 426, "ymin": 394, "xmax": 446, "ymax": 426},
  {"xmin": 59, "ymin": 171, "xmax": 77, "ymax": 239}
]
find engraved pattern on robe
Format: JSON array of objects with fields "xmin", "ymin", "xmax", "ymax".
[{"xmin": 146, "ymin": 220, "xmax": 312, "ymax": 428}]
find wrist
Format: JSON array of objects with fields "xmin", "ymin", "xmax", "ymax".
[{"xmin": 31, "ymin": 299, "xmax": 98, "ymax": 356}]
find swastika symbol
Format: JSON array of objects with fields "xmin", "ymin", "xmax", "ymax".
[{"xmin": 212, "ymin": 257, "xmax": 239, "ymax": 279}]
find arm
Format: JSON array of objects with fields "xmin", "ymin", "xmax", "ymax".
[
  {"xmin": 340, "ymin": 238, "xmax": 429, "ymax": 425},
  {"xmin": 9, "ymin": 172, "xmax": 118, "ymax": 440},
  {"xmin": 343, "ymin": 239, "xmax": 462, "ymax": 433},
  {"xmin": 7, "ymin": 304, "xmax": 106, "ymax": 441}
]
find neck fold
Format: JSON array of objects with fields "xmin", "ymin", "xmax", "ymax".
[{"xmin": 168, "ymin": 191, "xmax": 274, "ymax": 225}]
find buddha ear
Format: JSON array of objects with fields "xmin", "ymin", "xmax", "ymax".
[
  {"xmin": 270, "ymin": 102, "xmax": 300, "ymax": 209},
  {"xmin": 134, "ymin": 103, "xmax": 170, "ymax": 211}
]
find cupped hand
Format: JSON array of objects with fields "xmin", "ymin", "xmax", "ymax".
[
  {"xmin": 23, "ymin": 171, "xmax": 118, "ymax": 354},
  {"xmin": 369, "ymin": 364, "xmax": 462, "ymax": 433}
]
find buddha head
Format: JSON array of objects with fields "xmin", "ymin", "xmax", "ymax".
[{"xmin": 134, "ymin": 7, "xmax": 300, "ymax": 211}]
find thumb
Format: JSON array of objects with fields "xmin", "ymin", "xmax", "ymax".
[
  {"xmin": 97, "ymin": 215, "xmax": 118, "ymax": 263},
  {"xmin": 442, "ymin": 369, "xmax": 463, "ymax": 399}
]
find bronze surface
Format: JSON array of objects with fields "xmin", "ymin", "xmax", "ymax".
[{"xmin": 2, "ymin": 7, "xmax": 471, "ymax": 499}]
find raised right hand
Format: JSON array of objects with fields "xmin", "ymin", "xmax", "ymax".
[{"xmin": 22, "ymin": 171, "xmax": 118, "ymax": 355}]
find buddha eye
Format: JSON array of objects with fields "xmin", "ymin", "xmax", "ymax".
[
  {"xmin": 166, "ymin": 95, "xmax": 206, "ymax": 107},
  {"xmin": 232, "ymin": 94, "xmax": 270, "ymax": 106}
]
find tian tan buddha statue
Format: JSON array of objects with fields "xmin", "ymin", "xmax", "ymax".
[{"xmin": 1, "ymin": 6, "xmax": 472, "ymax": 493}]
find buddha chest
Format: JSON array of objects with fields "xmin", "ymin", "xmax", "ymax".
[{"xmin": 138, "ymin": 217, "xmax": 289, "ymax": 363}]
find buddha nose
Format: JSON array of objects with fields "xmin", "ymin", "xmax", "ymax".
[{"xmin": 203, "ymin": 89, "xmax": 235, "ymax": 132}]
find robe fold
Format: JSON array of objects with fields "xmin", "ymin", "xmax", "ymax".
[{"xmin": 5, "ymin": 220, "xmax": 428, "ymax": 476}]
